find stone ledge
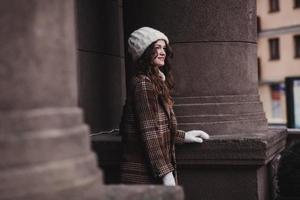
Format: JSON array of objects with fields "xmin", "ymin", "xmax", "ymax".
[
  {"xmin": 91, "ymin": 128, "xmax": 287, "ymax": 166},
  {"xmin": 176, "ymin": 128, "xmax": 287, "ymax": 165},
  {"xmin": 272, "ymin": 196, "xmax": 300, "ymax": 200},
  {"xmin": 103, "ymin": 185, "xmax": 184, "ymax": 200}
]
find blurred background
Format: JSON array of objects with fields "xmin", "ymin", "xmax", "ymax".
[{"xmin": 257, "ymin": 0, "xmax": 300, "ymax": 128}]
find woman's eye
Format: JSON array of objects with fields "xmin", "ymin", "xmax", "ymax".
[{"xmin": 154, "ymin": 46, "xmax": 166, "ymax": 51}]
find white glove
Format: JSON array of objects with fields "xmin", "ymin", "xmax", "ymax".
[
  {"xmin": 184, "ymin": 130, "xmax": 210, "ymax": 143},
  {"xmin": 162, "ymin": 172, "xmax": 176, "ymax": 186}
]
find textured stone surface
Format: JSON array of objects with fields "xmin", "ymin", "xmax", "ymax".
[
  {"xmin": 174, "ymin": 95, "xmax": 260, "ymax": 104},
  {"xmin": 172, "ymin": 43, "xmax": 258, "ymax": 96},
  {"xmin": 92, "ymin": 129, "xmax": 287, "ymax": 200},
  {"xmin": 0, "ymin": 1, "xmax": 104, "ymax": 199},
  {"xmin": 276, "ymin": 141, "xmax": 300, "ymax": 199},
  {"xmin": 76, "ymin": 0, "xmax": 126, "ymax": 133},
  {"xmin": 123, "ymin": 0, "xmax": 266, "ymax": 135},
  {"xmin": 170, "ymin": 42, "xmax": 264, "ymax": 134},
  {"xmin": 173, "ymin": 95, "xmax": 267, "ymax": 135},
  {"xmin": 0, "ymin": 155, "xmax": 103, "ymax": 200},
  {"xmin": 93, "ymin": 129, "xmax": 287, "ymax": 167},
  {"xmin": 174, "ymin": 102, "xmax": 263, "ymax": 116},
  {"xmin": 1, "ymin": 181, "xmax": 104, "ymax": 200},
  {"xmin": 103, "ymin": 185, "xmax": 184, "ymax": 200},
  {"xmin": 175, "ymin": 129, "xmax": 287, "ymax": 165},
  {"xmin": 176, "ymin": 129, "xmax": 287, "ymax": 200},
  {"xmin": 179, "ymin": 166, "xmax": 260, "ymax": 200},
  {"xmin": 0, "ymin": 0, "xmax": 78, "ymax": 110},
  {"xmin": 76, "ymin": 0, "xmax": 123, "ymax": 56},
  {"xmin": 77, "ymin": 51, "xmax": 124, "ymax": 132},
  {"xmin": 123, "ymin": 0, "xmax": 256, "ymax": 43},
  {"xmin": 107, "ymin": 0, "xmax": 287, "ymax": 200},
  {"xmin": 177, "ymin": 118, "xmax": 268, "ymax": 135},
  {"xmin": 92, "ymin": 133, "xmax": 122, "ymax": 184}
]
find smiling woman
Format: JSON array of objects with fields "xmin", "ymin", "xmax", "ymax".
[
  {"xmin": 152, "ymin": 40, "xmax": 167, "ymax": 67},
  {"xmin": 119, "ymin": 27, "xmax": 210, "ymax": 186}
]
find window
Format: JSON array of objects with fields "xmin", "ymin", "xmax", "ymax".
[
  {"xmin": 295, "ymin": 0, "xmax": 300, "ymax": 8},
  {"xmin": 257, "ymin": 58, "xmax": 262, "ymax": 81},
  {"xmin": 295, "ymin": 35, "xmax": 300, "ymax": 58},
  {"xmin": 270, "ymin": 83, "xmax": 285, "ymax": 120},
  {"xmin": 269, "ymin": 0, "xmax": 280, "ymax": 12},
  {"xmin": 269, "ymin": 38, "xmax": 280, "ymax": 60},
  {"xmin": 257, "ymin": 16, "xmax": 261, "ymax": 33}
]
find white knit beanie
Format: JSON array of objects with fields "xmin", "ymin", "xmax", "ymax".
[{"xmin": 128, "ymin": 27, "xmax": 169, "ymax": 61}]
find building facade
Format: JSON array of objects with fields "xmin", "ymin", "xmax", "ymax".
[
  {"xmin": 0, "ymin": 1, "xmax": 287, "ymax": 200},
  {"xmin": 257, "ymin": 0, "xmax": 300, "ymax": 124}
]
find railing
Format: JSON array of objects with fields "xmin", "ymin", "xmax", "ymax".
[{"xmin": 286, "ymin": 128, "xmax": 300, "ymax": 146}]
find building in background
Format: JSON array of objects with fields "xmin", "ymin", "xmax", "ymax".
[
  {"xmin": 257, "ymin": 0, "xmax": 300, "ymax": 125},
  {"xmin": 0, "ymin": 1, "xmax": 288, "ymax": 199}
]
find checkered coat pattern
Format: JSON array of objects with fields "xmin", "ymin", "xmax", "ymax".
[{"xmin": 120, "ymin": 74, "xmax": 185, "ymax": 184}]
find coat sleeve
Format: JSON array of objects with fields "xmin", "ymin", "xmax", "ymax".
[
  {"xmin": 170, "ymin": 108, "xmax": 185, "ymax": 144},
  {"xmin": 133, "ymin": 77, "xmax": 174, "ymax": 178},
  {"xmin": 175, "ymin": 129, "xmax": 185, "ymax": 144}
]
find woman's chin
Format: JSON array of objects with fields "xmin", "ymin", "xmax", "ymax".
[{"xmin": 158, "ymin": 62, "xmax": 165, "ymax": 67}]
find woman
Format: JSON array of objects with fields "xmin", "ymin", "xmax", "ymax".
[{"xmin": 120, "ymin": 27, "xmax": 209, "ymax": 186}]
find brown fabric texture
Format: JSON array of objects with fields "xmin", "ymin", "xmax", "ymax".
[{"xmin": 120, "ymin": 74, "xmax": 185, "ymax": 184}]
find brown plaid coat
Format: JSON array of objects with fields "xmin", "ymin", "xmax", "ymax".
[{"xmin": 119, "ymin": 74, "xmax": 185, "ymax": 184}]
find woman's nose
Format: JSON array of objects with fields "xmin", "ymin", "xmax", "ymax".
[{"xmin": 160, "ymin": 48, "xmax": 166, "ymax": 55}]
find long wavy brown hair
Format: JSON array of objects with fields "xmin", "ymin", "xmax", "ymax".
[{"xmin": 135, "ymin": 40, "xmax": 175, "ymax": 107}]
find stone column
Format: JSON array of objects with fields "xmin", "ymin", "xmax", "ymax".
[
  {"xmin": 0, "ymin": 1, "xmax": 103, "ymax": 199},
  {"xmin": 123, "ymin": 0, "xmax": 287, "ymax": 200},
  {"xmin": 76, "ymin": 0, "xmax": 126, "ymax": 133},
  {"xmin": 124, "ymin": 0, "xmax": 266, "ymax": 135}
]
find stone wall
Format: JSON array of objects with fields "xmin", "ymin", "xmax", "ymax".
[{"xmin": 76, "ymin": 0, "xmax": 125, "ymax": 133}]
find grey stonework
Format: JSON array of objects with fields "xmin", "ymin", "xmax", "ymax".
[
  {"xmin": 76, "ymin": 0, "xmax": 126, "ymax": 133},
  {"xmin": 93, "ymin": 128, "xmax": 287, "ymax": 200},
  {"xmin": 103, "ymin": 185, "xmax": 184, "ymax": 200},
  {"xmin": 123, "ymin": 0, "xmax": 267, "ymax": 135},
  {"xmin": 0, "ymin": 0, "xmax": 288, "ymax": 200},
  {"xmin": 0, "ymin": 1, "xmax": 104, "ymax": 199},
  {"xmin": 0, "ymin": 1, "xmax": 183, "ymax": 200},
  {"xmin": 93, "ymin": 0, "xmax": 287, "ymax": 200}
]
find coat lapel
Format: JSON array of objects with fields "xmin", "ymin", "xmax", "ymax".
[{"xmin": 158, "ymin": 95, "xmax": 171, "ymax": 119}]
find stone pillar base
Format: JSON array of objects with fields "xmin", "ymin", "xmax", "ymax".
[
  {"xmin": 103, "ymin": 185, "xmax": 184, "ymax": 200},
  {"xmin": 176, "ymin": 128, "xmax": 287, "ymax": 200},
  {"xmin": 0, "ymin": 108, "xmax": 104, "ymax": 200},
  {"xmin": 92, "ymin": 128, "xmax": 286, "ymax": 200}
]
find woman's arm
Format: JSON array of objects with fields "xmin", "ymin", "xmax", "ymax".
[
  {"xmin": 175, "ymin": 129, "xmax": 185, "ymax": 144},
  {"xmin": 133, "ymin": 77, "xmax": 174, "ymax": 178}
]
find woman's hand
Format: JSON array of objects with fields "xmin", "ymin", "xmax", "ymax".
[
  {"xmin": 184, "ymin": 130, "xmax": 210, "ymax": 143},
  {"xmin": 162, "ymin": 172, "xmax": 176, "ymax": 186}
]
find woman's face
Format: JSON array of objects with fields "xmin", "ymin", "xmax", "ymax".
[{"xmin": 152, "ymin": 40, "xmax": 166, "ymax": 67}]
